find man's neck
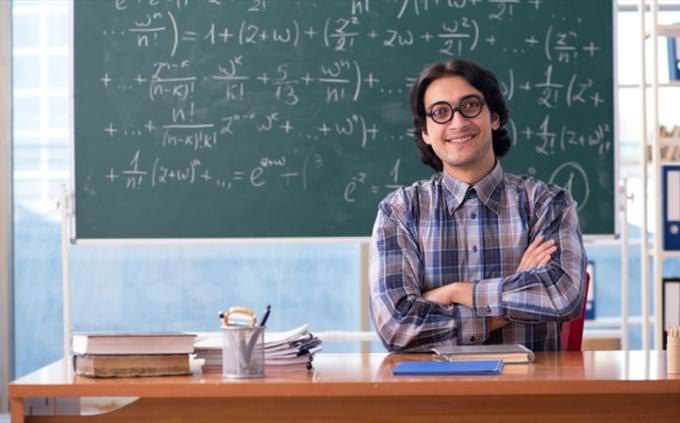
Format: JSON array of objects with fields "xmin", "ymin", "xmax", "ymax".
[{"xmin": 444, "ymin": 158, "xmax": 496, "ymax": 186}]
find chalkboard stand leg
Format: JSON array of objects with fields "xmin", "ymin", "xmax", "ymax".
[
  {"xmin": 619, "ymin": 178, "xmax": 634, "ymax": 351},
  {"xmin": 359, "ymin": 241, "xmax": 370, "ymax": 354},
  {"xmin": 57, "ymin": 185, "xmax": 75, "ymax": 365}
]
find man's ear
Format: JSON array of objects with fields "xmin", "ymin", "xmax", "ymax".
[
  {"xmin": 491, "ymin": 113, "xmax": 501, "ymax": 130},
  {"xmin": 421, "ymin": 129, "xmax": 431, "ymax": 145}
]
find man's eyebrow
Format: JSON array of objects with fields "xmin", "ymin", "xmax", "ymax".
[{"xmin": 426, "ymin": 94, "xmax": 480, "ymax": 105}]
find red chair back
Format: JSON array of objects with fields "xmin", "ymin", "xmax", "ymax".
[{"xmin": 560, "ymin": 273, "xmax": 590, "ymax": 351}]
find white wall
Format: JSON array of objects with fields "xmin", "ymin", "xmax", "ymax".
[{"xmin": 0, "ymin": 0, "xmax": 13, "ymax": 413}]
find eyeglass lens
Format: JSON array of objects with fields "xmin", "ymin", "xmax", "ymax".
[{"xmin": 428, "ymin": 95, "xmax": 484, "ymax": 124}]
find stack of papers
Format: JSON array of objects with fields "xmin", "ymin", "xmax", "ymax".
[
  {"xmin": 264, "ymin": 324, "xmax": 322, "ymax": 368},
  {"xmin": 192, "ymin": 339, "xmax": 222, "ymax": 372},
  {"xmin": 194, "ymin": 324, "xmax": 322, "ymax": 372}
]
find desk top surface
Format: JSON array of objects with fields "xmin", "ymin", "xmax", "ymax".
[{"xmin": 10, "ymin": 351, "xmax": 680, "ymax": 398}]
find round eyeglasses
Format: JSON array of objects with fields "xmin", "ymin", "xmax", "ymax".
[{"xmin": 425, "ymin": 95, "xmax": 486, "ymax": 124}]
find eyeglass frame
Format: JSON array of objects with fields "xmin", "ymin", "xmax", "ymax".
[{"xmin": 424, "ymin": 94, "xmax": 486, "ymax": 125}]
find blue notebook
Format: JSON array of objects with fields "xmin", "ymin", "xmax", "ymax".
[{"xmin": 393, "ymin": 360, "xmax": 504, "ymax": 376}]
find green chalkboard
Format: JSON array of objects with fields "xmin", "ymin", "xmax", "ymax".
[{"xmin": 74, "ymin": 0, "xmax": 614, "ymax": 238}]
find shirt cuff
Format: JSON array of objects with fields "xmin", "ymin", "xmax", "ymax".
[
  {"xmin": 473, "ymin": 277, "xmax": 504, "ymax": 318},
  {"xmin": 455, "ymin": 305, "xmax": 488, "ymax": 345}
]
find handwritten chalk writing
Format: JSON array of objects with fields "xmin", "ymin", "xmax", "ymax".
[
  {"xmin": 75, "ymin": 0, "xmax": 613, "ymax": 237},
  {"xmin": 549, "ymin": 162, "xmax": 590, "ymax": 212},
  {"xmin": 530, "ymin": 115, "xmax": 612, "ymax": 158}
]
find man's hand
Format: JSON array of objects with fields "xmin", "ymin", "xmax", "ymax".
[
  {"xmin": 424, "ymin": 236, "xmax": 555, "ymax": 310},
  {"xmin": 423, "ymin": 284, "xmax": 455, "ymax": 305},
  {"xmin": 423, "ymin": 282, "xmax": 473, "ymax": 307},
  {"xmin": 516, "ymin": 235, "xmax": 557, "ymax": 272}
]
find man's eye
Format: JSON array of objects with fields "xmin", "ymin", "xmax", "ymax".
[{"xmin": 461, "ymin": 101, "xmax": 480, "ymax": 111}]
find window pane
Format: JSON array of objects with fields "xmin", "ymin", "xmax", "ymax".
[
  {"xmin": 617, "ymin": 88, "xmax": 642, "ymax": 144},
  {"xmin": 47, "ymin": 144, "xmax": 69, "ymax": 171},
  {"xmin": 13, "ymin": 141, "xmax": 42, "ymax": 173},
  {"xmin": 659, "ymin": 87, "xmax": 680, "ymax": 128},
  {"xmin": 48, "ymin": 96, "xmax": 67, "ymax": 128},
  {"xmin": 13, "ymin": 96, "xmax": 40, "ymax": 130},
  {"xmin": 12, "ymin": 55, "xmax": 40, "ymax": 90},
  {"xmin": 617, "ymin": 11, "xmax": 642, "ymax": 85},
  {"xmin": 12, "ymin": 14, "xmax": 40, "ymax": 48},
  {"xmin": 47, "ymin": 12, "xmax": 67, "ymax": 48},
  {"xmin": 14, "ymin": 179, "xmax": 45, "ymax": 207},
  {"xmin": 47, "ymin": 55, "xmax": 67, "ymax": 89}
]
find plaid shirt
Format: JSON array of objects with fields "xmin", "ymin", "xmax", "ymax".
[{"xmin": 370, "ymin": 162, "xmax": 587, "ymax": 352}]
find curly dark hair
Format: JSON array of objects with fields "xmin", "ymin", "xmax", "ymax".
[{"xmin": 410, "ymin": 59, "xmax": 512, "ymax": 172}]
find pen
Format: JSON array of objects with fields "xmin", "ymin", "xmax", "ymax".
[
  {"xmin": 259, "ymin": 304, "xmax": 271, "ymax": 327},
  {"xmin": 241, "ymin": 305, "xmax": 271, "ymax": 371}
]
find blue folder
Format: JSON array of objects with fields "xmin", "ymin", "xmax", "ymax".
[
  {"xmin": 393, "ymin": 360, "xmax": 504, "ymax": 376},
  {"xmin": 662, "ymin": 166, "xmax": 680, "ymax": 250}
]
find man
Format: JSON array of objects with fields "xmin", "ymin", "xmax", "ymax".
[{"xmin": 370, "ymin": 59, "xmax": 586, "ymax": 352}]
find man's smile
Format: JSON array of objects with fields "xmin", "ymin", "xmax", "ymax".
[{"xmin": 444, "ymin": 133, "xmax": 476, "ymax": 145}]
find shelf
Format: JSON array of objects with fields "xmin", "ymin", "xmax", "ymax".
[
  {"xmin": 648, "ymin": 247, "xmax": 680, "ymax": 260},
  {"xmin": 619, "ymin": 82, "xmax": 680, "ymax": 88},
  {"xmin": 647, "ymin": 249, "xmax": 680, "ymax": 259},
  {"xmin": 644, "ymin": 143, "xmax": 680, "ymax": 163},
  {"xmin": 659, "ymin": 138, "xmax": 680, "ymax": 146},
  {"xmin": 662, "ymin": 250, "xmax": 680, "ymax": 259},
  {"xmin": 657, "ymin": 23, "xmax": 680, "ymax": 37}
]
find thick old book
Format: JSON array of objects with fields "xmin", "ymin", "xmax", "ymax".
[
  {"xmin": 72, "ymin": 332, "xmax": 195, "ymax": 355},
  {"xmin": 431, "ymin": 344, "xmax": 535, "ymax": 364},
  {"xmin": 393, "ymin": 360, "xmax": 504, "ymax": 376},
  {"xmin": 74, "ymin": 354, "xmax": 191, "ymax": 378}
]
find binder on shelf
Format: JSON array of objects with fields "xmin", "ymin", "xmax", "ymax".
[
  {"xmin": 662, "ymin": 165, "xmax": 680, "ymax": 250},
  {"xmin": 668, "ymin": 33, "xmax": 680, "ymax": 81},
  {"xmin": 662, "ymin": 278, "xmax": 680, "ymax": 350},
  {"xmin": 585, "ymin": 262, "xmax": 596, "ymax": 320}
]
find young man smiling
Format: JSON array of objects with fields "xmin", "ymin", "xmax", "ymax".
[{"xmin": 369, "ymin": 59, "xmax": 587, "ymax": 352}]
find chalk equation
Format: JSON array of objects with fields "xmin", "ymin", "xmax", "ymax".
[{"xmin": 75, "ymin": 0, "xmax": 615, "ymax": 236}]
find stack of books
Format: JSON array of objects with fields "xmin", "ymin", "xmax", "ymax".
[
  {"xmin": 194, "ymin": 324, "xmax": 322, "ymax": 372},
  {"xmin": 72, "ymin": 332, "xmax": 196, "ymax": 378}
]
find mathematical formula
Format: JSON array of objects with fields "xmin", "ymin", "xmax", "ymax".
[{"xmin": 77, "ymin": 0, "xmax": 613, "ymax": 223}]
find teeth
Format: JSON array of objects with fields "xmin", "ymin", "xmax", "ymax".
[{"xmin": 447, "ymin": 135, "xmax": 473, "ymax": 143}]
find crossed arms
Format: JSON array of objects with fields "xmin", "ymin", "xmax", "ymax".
[
  {"xmin": 423, "ymin": 235, "xmax": 557, "ymax": 332},
  {"xmin": 369, "ymin": 190, "xmax": 587, "ymax": 352}
]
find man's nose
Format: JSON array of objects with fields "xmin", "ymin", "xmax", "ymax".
[{"xmin": 447, "ymin": 110, "xmax": 469, "ymax": 128}]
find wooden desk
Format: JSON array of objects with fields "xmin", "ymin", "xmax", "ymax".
[{"xmin": 9, "ymin": 351, "xmax": 680, "ymax": 423}]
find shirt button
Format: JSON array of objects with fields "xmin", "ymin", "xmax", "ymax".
[
  {"xmin": 470, "ymin": 212, "xmax": 477, "ymax": 219},
  {"xmin": 472, "ymin": 246, "xmax": 478, "ymax": 253}
]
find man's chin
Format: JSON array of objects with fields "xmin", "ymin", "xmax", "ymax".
[{"xmin": 442, "ymin": 156, "xmax": 478, "ymax": 170}]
